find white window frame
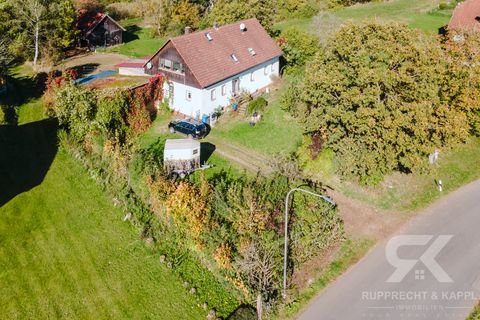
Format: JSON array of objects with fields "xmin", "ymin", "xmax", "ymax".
[
  {"xmin": 221, "ymin": 85, "xmax": 226, "ymax": 96},
  {"xmin": 186, "ymin": 90, "xmax": 192, "ymax": 101},
  {"xmin": 271, "ymin": 63, "xmax": 275, "ymax": 72},
  {"xmin": 250, "ymin": 72, "xmax": 254, "ymax": 82},
  {"xmin": 211, "ymin": 89, "xmax": 216, "ymax": 101},
  {"xmin": 264, "ymin": 66, "xmax": 268, "ymax": 75}
]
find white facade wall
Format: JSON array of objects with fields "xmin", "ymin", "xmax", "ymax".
[
  {"xmin": 164, "ymin": 81, "xmax": 203, "ymax": 117},
  {"xmin": 118, "ymin": 67, "xmax": 146, "ymax": 76},
  {"xmin": 166, "ymin": 57, "xmax": 280, "ymax": 118}
]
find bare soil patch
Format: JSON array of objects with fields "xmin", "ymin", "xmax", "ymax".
[
  {"xmin": 59, "ymin": 53, "xmax": 130, "ymax": 73},
  {"xmin": 327, "ymin": 188, "xmax": 407, "ymax": 241}
]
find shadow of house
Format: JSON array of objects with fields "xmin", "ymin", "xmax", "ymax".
[
  {"xmin": 200, "ymin": 142, "xmax": 216, "ymax": 165},
  {"xmin": 0, "ymin": 119, "xmax": 58, "ymax": 207}
]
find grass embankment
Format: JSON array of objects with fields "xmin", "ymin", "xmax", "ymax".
[{"xmin": 335, "ymin": 137, "xmax": 480, "ymax": 212}]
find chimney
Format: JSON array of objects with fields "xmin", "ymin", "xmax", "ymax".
[{"xmin": 185, "ymin": 26, "xmax": 192, "ymax": 35}]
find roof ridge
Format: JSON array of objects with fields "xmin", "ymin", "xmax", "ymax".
[{"xmin": 169, "ymin": 18, "xmax": 259, "ymax": 42}]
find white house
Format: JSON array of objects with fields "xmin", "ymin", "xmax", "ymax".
[{"xmin": 144, "ymin": 18, "xmax": 283, "ymax": 118}]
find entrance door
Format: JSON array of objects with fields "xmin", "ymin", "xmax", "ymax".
[{"xmin": 232, "ymin": 78, "xmax": 240, "ymax": 95}]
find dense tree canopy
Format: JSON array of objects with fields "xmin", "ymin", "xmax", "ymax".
[
  {"xmin": 442, "ymin": 32, "xmax": 480, "ymax": 136},
  {"xmin": 285, "ymin": 23, "xmax": 470, "ymax": 184},
  {"xmin": 0, "ymin": 0, "xmax": 77, "ymax": 65},
  {"xmin": 278, "ymin": 27, "xmax": 320, "ymax": 71}
]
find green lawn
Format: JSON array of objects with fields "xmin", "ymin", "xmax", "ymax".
[
  {"xmin": 335, "ymin": 137, "xmax": 480, "ymax": 212},
  {"xmin": 211, "ymin": 93, "xmax": 303, "ymax": 156},
  {"xmin": 275, "ymin": 0, "xmax": 451, "ymax": 33},
  {"xmin": 333, "ymin": 0, "xmax": 450, "ymax": 32},
  {"xmin": 103, "ymin": 18, "xmax": 166, "ymax": 58},
  {"xmin": 0, "ymin": 151, "xmax": 205, "ymax": 319},
  {"xmin": 0, "ymin": 83, "xmax": 206, "ymax": 319}
]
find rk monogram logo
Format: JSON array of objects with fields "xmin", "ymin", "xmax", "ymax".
[{"xmin": 385, "ymin": 235, "xmax": 453, "ymax": 283}]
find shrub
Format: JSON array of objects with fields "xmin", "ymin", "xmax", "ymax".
[
  {"xmin": 226, "ymin": 305, "xmax": 257, "ymax": 320},
  {"xmin": 297, "ymin": 136, "xmax": 335, "ymax": 179},
  {"xmin": 438, "ymin": 2, "xmax": 449, "ymax": 10},
  {"xmin": 328, "ymin": 0, "xmax": 373, "ymax": 8},
  {"xmin": 106, "ymin": 2, "xmax": 139, "ymax": 19},
  {"xmin": 246, "ymin": 97, "xmax": 268, "ymax": 115},
  {"xmin": 277, "ymin": 27, "xmax": 320, "ymax": 71}
]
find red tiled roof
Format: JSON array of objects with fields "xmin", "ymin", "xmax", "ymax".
[
  {"xmin": 448, "ymin": 0, "xmax": 480, "ymax": 32},
  {"xmin": 147, "ymin": 18, "xmax": 282, "ymax": 88},
  {"xmin": 76, "ymin": 10, "xmax": 125, "ymax": 35},
  {"xmin": 116, "ymin": 59, "xmax": 148, "ymax": 68}
]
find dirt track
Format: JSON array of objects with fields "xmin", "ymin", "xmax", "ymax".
[{"xmin": 58, "ymin": 53, "xmax": 130, "ymax": 73}]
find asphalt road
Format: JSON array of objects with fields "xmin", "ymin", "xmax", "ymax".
[{"xmin": 298, "ymin": 179, "xmax": 480, "ymax": 320}]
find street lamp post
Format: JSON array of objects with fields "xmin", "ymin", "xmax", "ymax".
[{"xmin": 282, "ymin": 188, "xmax": 336, "ymax": 300}]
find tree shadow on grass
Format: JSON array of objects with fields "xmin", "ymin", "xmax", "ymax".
[
  {"xmin": 1, "ymin": 72, "xmax": 47, "ymax": 108},
  {"xmin": 123, "ymin": 25, "xmax": 141, "ymax": 43},
  {"xmin": 0, "ymin": 118, "xmax": 58, "ymax": 207}
]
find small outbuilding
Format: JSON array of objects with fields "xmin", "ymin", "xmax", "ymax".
[
  {"xmin": 116, "ymin": 59, "xmax": 148, "ymax": 76},
  {"xmin": 77, "ymin": 10, "xmax": 125, "ymax": 48}
]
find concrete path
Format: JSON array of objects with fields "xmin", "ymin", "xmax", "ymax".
[{"xmin": 298, "ymin": 179, "xmax": 480, "ymax": 320}]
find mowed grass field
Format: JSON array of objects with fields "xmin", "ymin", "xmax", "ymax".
[
  {"xmin": 103, "ymin": 18, "xmax": 166, "ymax": 58},
  {"xmin": 276, "ymin": 0, "xmax": 451, "ymax": 33},
  {"xmin": 0, "ymin": 102, "xmax": 205, "ymax": 319}
]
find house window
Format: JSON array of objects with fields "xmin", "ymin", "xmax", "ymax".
[
  {"xmin": 271, "ymin": 63, "xmax": 275, "ymax": 72},
  {"xmin": 250, "ymin": 72, "xmax": 254, "ymax": 82},
  {"xmin": 211, "ymin": 89, "xmax": 216, "ymax": 101},
  {"xmin": 160, "ymin": 58, "xmax": 172, "ymax": 70},
  {"xmin": 186, "ymin": 90, "xmax": 192, "ymax": 101},
  {"xmin": 173, "ymin": 62, "xmax": 184, "ymax": 74},
  {"xmin": 221, "ymin": 85, "xmax": 226, "ymax": 96},
  {"xmin": 264, "ymin": 66, "xmax": 268, "ymax": 75}
]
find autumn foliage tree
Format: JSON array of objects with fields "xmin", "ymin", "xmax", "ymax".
[
  {"xmin": 442, "ymin": 31, "xmax": 480, "ymax": 136},
  {"xmin": 285, "ymin": 22, "xmax": 470, "ymax": 184}
]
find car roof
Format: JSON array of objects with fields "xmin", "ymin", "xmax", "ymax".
[{"xmin": 176, "ymin": 118, "xmax": 204, "ymax": 126}]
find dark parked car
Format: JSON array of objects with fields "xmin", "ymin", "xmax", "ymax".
[{"xmin": 168, "ymin": 119, "xmax": 208, "ymax": 139}]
